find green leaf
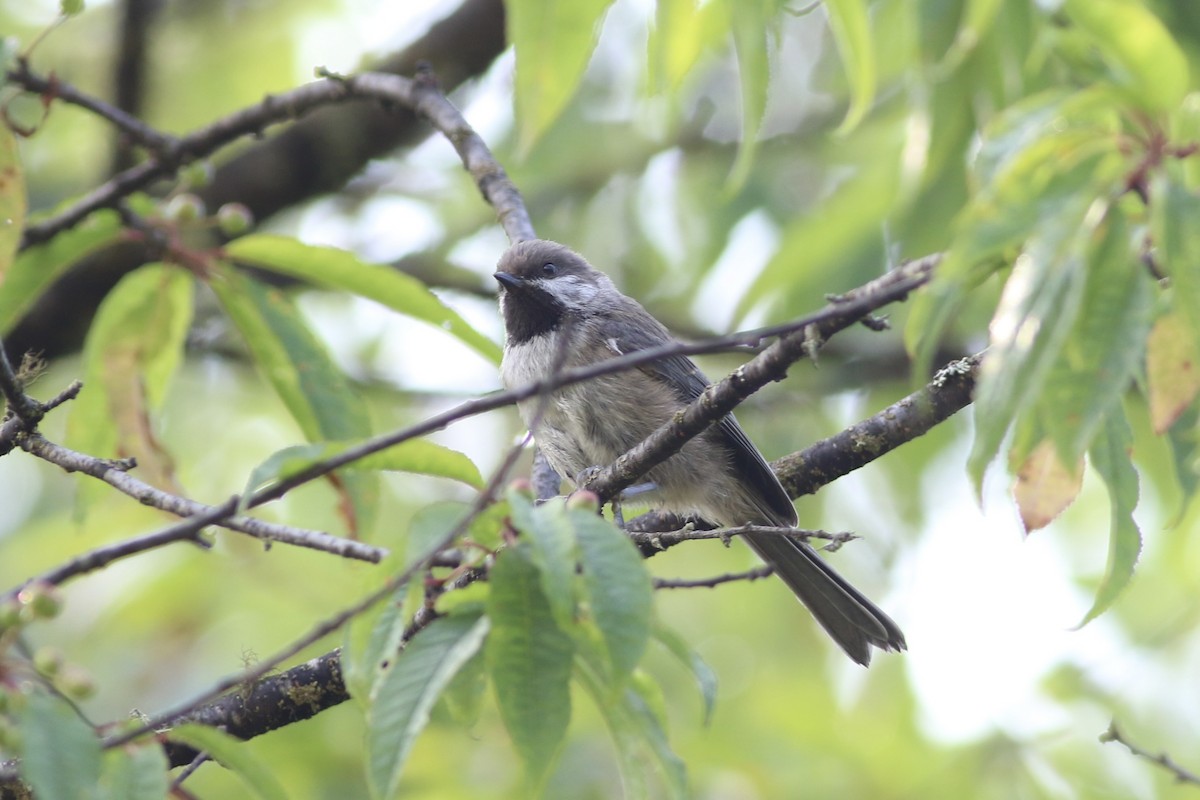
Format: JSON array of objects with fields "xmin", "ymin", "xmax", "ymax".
[
  {"xmin": 168, "ymin": 724, "xmax": 288, "ymax": 800},
  {"xmin": 825, "ymin": 0, "xmax": 876, "ymax": 133},
  {"xmin": 1165, "ymin": 405, "xmax": 1200, "ymax": 513},
  {"xmin": 0, "ymin": 120, "xmax": 25, "ymax": 284},
  {"xmin": 575, "ymin": 649, "xmax": 687, "ymax": 800},
  {"xmin": 506, "ymin": 0, "xmax": 615, "ymax": 152},
  {"xmin": 651, "ymin": 620, "xmax": 717, "ymax": 725},
  {"xmin": 486, "ymin": 544, "xmax": 575, "ymax": 791},
  {"xmin": 727, "ymin": 0, "xmax": 770, "ymax": 190},
  {"xmin": 0, "ymin": 209, "xmax": 123, "ymax": 334},
  {"xmin": 1063, "ymin": 0, "xmax": 1188, "ymax": 113},
  {"xmin": 225, "ymin": 234, "xmax": 501, "ymax": 365},
  {"xmin": 1147, "ymin": 312, "xmax": 1200, "ymax": 434},
  {"xmin": 1036, "ymin": 208, "xmax": 1155, "ymax": 465},
  {"xmin": 18, "ymin": 690, "xmax": 102, "ymax": 800},
  {"xmin": 1151, "ymin": 177, "xmax": 1200, "ymax": 358},
  {"xmin": 438, "ymin": 649, "xmax": 488, "ymax": 726},
  {"xmin": 66, "ymin": 263, "xmax": 193, "ymax": 496},
  {"xmin": 568, "ymin": 507, "xmax": 652, "ymax": 686},
  {"xmin": 906, "ymin": 89, "xmax": 1124, "ymax": 374},
  {"xmin": 367, "ymin": 611, "xmax": 490, "ymax": 800},
  {"xmin": 507, "ymin": 493, "xmax": 579, "ymax": 632},
  {"xmin": 243, "ymin": 438, "xmax": 483, "ymax": 501},
  {"xmin": 98, "ymin": 743, "xmax": 169, "ymax": 800},
  {"xmin": 966, "ymin": 198, "xmax": 1096, "ymax": 492},
  {"xmin": 650, "ymin": 0, "xmax": 729, "ymax": 93},
  {"xmin": 209, "ymin": 264, "xmax": 377, "ymax": 534},
  {"xmin": 1076, "ymin": 410, "xmax": 1142, "ymax": 626},
  {"xmin": 342, "ymin": 585, "xmax": 408, "ymax": 709}
]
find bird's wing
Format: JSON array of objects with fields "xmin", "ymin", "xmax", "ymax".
[{"xmin": 596, "ymin": 306, "xmax": 797, "ymax": 527}]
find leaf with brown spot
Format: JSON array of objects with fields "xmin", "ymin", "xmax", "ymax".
[
  {"xmin": 1013, "ymin": 439, "xmax": 1084, "ymax": 533},
  {"xmin": 1147, "ymin": 312, "xmax": 1200, "ymax": 434}
]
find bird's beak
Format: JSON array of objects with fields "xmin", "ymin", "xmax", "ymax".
[{"xmin": 494, "ymin": 271, "xmax": 523, "ymax": 291}]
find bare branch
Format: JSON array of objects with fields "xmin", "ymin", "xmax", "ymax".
[
  {"xmin": 15, "ymin": 515, "xmax": 212, "ymax": 592},
  {"xmin": 625, "ymin": 350, "xmax": 978, "ymax": 533},
  {"xmin": 584, "ymin": 253, "xmax": 943, "ymax": 505},
  {"xmin": 6, "ymin": 58, "xmax": 176, "ymax": 160},
  {"xmin": 654, "ymin": 566, "xmax": 774, "ymax": 589},
  {"xmin": 630, "ymin": 525, "xmax": 857, "ymax": 554},
  {"xmin": 0, "ymin": 337, "xmax": 44, "ymax": 428},
  {"xmin": 105, "ymin": 382, "xmax": 536, "ymax": 752},
  {"xmin": 1101, "ymin": 721, "xmax": 1200, "ymax": 786},
  {"xmin": 776, "ymin": 352, "xmax": 981, "ymax": 498},
  {"xmin": 13, "ymin": 433, "xmax": 385, "ymax": 568}
]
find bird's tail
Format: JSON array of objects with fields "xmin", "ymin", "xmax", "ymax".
[{"xmin": 744, "ymin": 532, "xmax": 906, "ymax": 666}]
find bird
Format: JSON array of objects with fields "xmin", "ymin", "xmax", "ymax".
[{"xmin": 494, "ymin": 239, "xmax": 905, "ymax": 665}]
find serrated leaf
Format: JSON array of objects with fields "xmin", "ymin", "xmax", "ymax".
[
  {"xmin": 0, "ymin": 209, "xmax": 123, "ymax": 334},
  {"xmin": 825, "ymin": 0, "xmax": 876, "ymax": 133},
  {"xmin": 342, "ymin": 585, "xmax": 408, "ymax": 709},
  {"xmin": 568, "ymin": 507, "xmax": 652, "ymax": 686},
  {"xmin": 224, "ymin": 234, "xmax": 500, "ymax": 365},
  {"xmin": 650, "ymin": 0, "xmax": 729, "ymax": 93},
  {"xmin": 1063, "ymin": 0, "xmax": 1188, "ymax": 113},
  {"xmin": 18, "ymin": 690, "xmax": 102, "ymax": 800},
  {"xmin": 1012, "ymin": 439, "xmax": 1084, "ymax": 533},
  {"xmin": 243, "ymin": 437, "xmax": 482, "ymax": 503},
  {"xmin": 507, "ymin": 493, "xmax": 578, "ymax": 632},
  {"xmin": 967, "ymin": 203, "xmax": 1093, "ymax": 493},
  {"xmin": 907, "ymin": 91, "xmax": 1122, "ymax": 375},
  {"xmin": 575, "ymin": 648, "xmax": 687, "ymax": 800},
  {"xmin": 0, "ymin": 120, "xmax": 25, "ymax": 282},
  {"xmin": 98, "ymin": 744, "xmax": 169, "ymax": 800},
  {"xmin": 942, "ymin": 0, "xmax": 1003, "ymax": 67},
  {"xmin": 1165, "ymin": 405, "xmax": 1200, "ymax": 513},
  {"xmin": 438, "ymin": 649, "xmax": 488, "ymax": 726},
  {"xmin": 486, "ymin": 544, "xmax": 575, "ymax": 791},
  {"xmin": 624, "ymin": 671, "xmax": 686, "ymax": 796},
  {"xmin": 1151, "ymin": 177, "xmax": 1200, "ymax": 358},
  {"xmin": 727, "ymin": 0, "xmax": 770, "ymax": 190},
  {"xmin": 343, "ymin": 502, "xmax": 468, "ymax": 706},
  {"xmin": 1036, "ymin": 208, "xmax": 1155, "ymax": 464},
  {"xmin": 1147, "ymin": 312, "xmax": 1200, "ymax": 433},
  {"xmin": 1076, "ymin": 410, "xmax": 1142, "ymax": 627},
  {"xmin": 66, "ymin": 263, "xmax": 193, "ymax": 498},
  {"xmin": 367, "ymin": 611, "xmax": 490, "ymax": 800},
  {"xmin": 209, "ymin": 264, "xmax": 377, "ymax": 534},
  {"xmin": 168, "ymin": 724, "xmax": 288, "ymax": 800},
  {"xmin": 507, "ymin": 0, "xmax": 615, "ymax": 152},
  {"xmin": 652, "ymin": 621, "xmax": 717, "ymax": 726}
]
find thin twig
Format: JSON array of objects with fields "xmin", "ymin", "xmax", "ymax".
[
  {"xmin": 583, "ymin": 253, "xmax": 943, "ymax": 505},
  {"xmin": 624, "ymin": 351, "xmax": 979, "ymax": 534},
  {"xmin": 630, "ymin": 525, "xmax": 856, "ymax": 552},
  {"xmin": 0, "ymin": 337, "xmax": 43, "ymax": 426},
  {"xmin": 15, "ymin": 433, "xmax": 385, "ymax": 567},
  {"xmin": 17, "ymin": 521, "xmax": 210, "ymax": 592},
  {"xmin": 1101, "ymin": 721, "xmax": 1200, "ymax": 786},
  {"xmin": 653, "ymin": 566, "xmax": 775, "ymax": 589},
  {"xmin": 7, "ymin": 58, "xmax": 177, "ymax": 159}
]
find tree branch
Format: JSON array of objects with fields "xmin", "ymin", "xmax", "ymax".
[
  {"xmin": 584, "ymin": 253, "xmax": 943, "ymax": 505},
  {"xmin": 653, "ymin": 566, "xmax": 774, "ymax": 589},
  {"xmin": 1101, "ymin": 720, "xmax": 1200, "ymax": 786},
  {"xmin": 14, "ymin": 433, "xmax": 385, "ymax": 570},
  {"xmin": 625, "ymin": 349, "xmax": 979, "ymax": 533}
]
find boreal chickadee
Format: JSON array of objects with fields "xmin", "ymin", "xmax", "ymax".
[{"xmin": 494, "ymin": 239, "xmax": 905, "ymax": 665}]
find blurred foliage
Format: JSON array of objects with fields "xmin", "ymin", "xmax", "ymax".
[{"xmin": 2, "ymin": 0, "xmax": 1200, "ymax": 798}]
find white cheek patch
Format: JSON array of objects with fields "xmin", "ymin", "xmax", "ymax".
[{"xmin": 548, "ymin": 274, "xmax": 599, "ymax": 310}]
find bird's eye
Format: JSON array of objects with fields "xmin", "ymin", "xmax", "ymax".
[{"xmin": 541, "ymin": 262, "xmax": 558, "ymax": 277}]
